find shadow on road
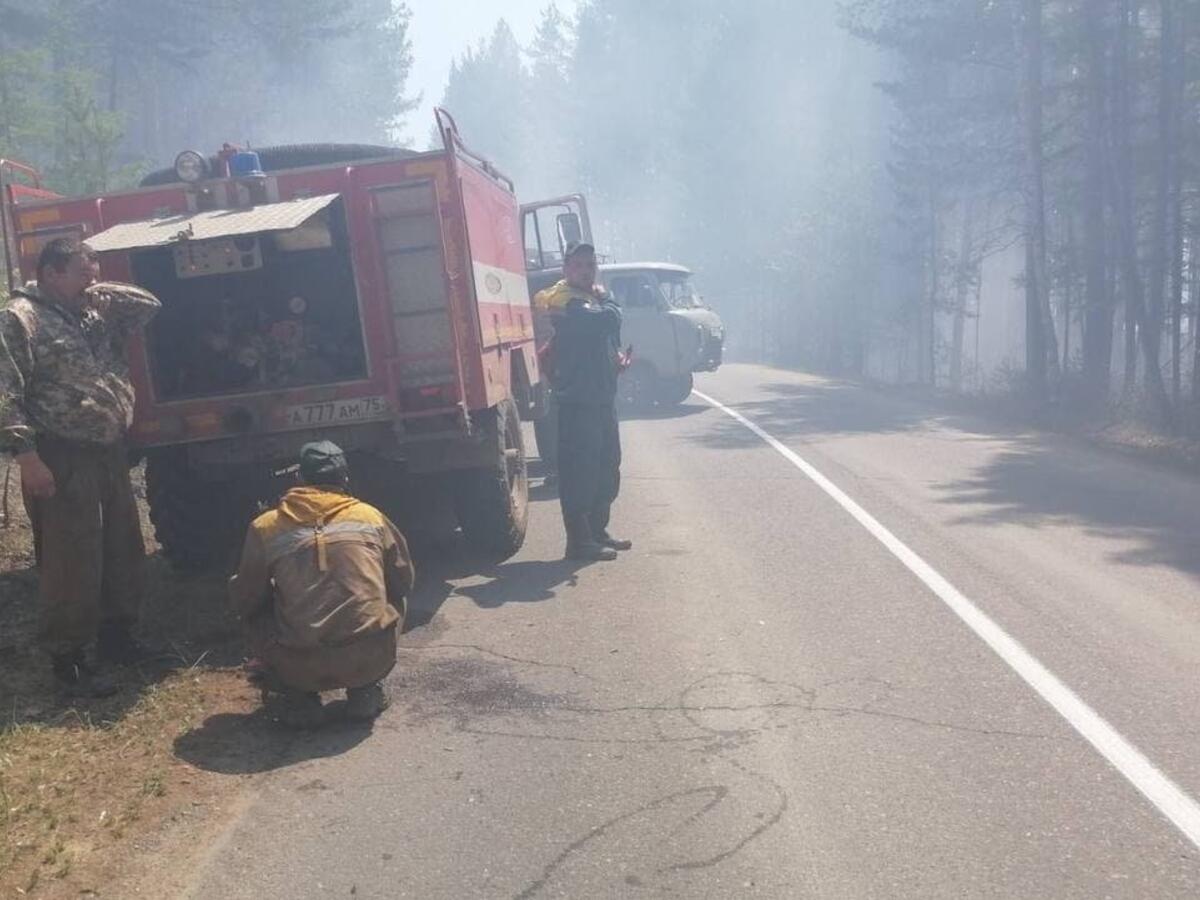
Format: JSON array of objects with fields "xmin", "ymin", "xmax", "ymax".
[
  {"xmin": 455, "ymin": 559, "xmax": 584, "ymax": 609},
  {"xmin": 403, "ymin": 562, "xmax": 460, "ymax": 633},
  {"xmin": 403, "ymin": 551, "xmax": 584, "ymax": 634},
  {"xmin": 173, "ymin": 709, "xmax": 373, "ymax": 775},
  {"xmin": 694, "ymin": 372, "xmax": 1200, "ymax": 583},
  {"xmin": 619, "ymin": 401, "xmax": 711, "ymax": 423},
  {"xmin": 688, "ymin": 378, "xmax": 1007, "ymax": 452},
  {"xmin": 935, "ymin": 438, "xmax": 1200, "ymax": 579}
]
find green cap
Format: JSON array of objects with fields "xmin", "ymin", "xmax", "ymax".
[
  {"xmin": 299, "ymin": 440, "xmax": 348, "ymax": 484},
  {"xmin": 563, "ymin": 240, "xmax": 595, "ymax": 260}
]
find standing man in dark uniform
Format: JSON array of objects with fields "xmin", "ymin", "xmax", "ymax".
[
  {"xmin": 0, "ymin": 238, "xmax": 160, "ymax": 697},
  {"xmin": 551, "ymin": 242, "xmax": 632, "ymax": 562}
]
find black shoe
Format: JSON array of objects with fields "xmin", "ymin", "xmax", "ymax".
[
  {"xmin": 52, "ymin": 652, "xmax": 118, "ymax": 699},
  {"xmin": 565, "ymin": 540, "xmax": 618, "ymax": 562},
  {"xmin": 346, "ymin": 682, "xmax": 390, "ymax": 721},
  {"xmin": 594, "ymin": 531, "xmax": 632, "ymax": 551},
  {"xmin": 97, "ymin": 620, "xmax": 158, "ymax": 666}
]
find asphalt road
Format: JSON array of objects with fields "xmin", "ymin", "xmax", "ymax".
[{"xmin": 176, "ymin": 364, "xmax": 1200, "ymax": 899}]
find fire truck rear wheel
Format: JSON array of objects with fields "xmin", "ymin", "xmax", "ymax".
[
  {"xmin": 145, "ymin": 450, "xmax": 249, "ymax": 574},
  {"xmin": 454, "ymin": 399, "xmax": 529, "ymax": 559}
]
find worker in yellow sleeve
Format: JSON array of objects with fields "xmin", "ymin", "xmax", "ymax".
[{"xmin": 229, "ymin": 441, "xmax": 413, "ymax": 728}]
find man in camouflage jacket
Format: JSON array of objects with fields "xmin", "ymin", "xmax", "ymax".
[{"xmin": 0, "ymin": 237, "xmax": 161, "ymax": 697}]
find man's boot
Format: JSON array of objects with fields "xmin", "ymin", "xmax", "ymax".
[
  {"xmin": 52, "ymin": 651, "xmax": 118, "ymax": 699},
  {"xmin": 346, "ymin": 682, "xmax": 390, "ymax": 721},
  {"xmin": 564, "ymin": 517, "xmax": 617, "ymax": 561},
  {"xmin": 97, "ymin": 619, "xmax": 158, "ymax": 666},
  {"xmin": 593, "ymin": 529, "xmax": 633, "ymax": 552}
]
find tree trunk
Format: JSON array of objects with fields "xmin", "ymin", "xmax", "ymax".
[
  {"xmin": 1020, "ymin": 0, "xmax": 1060, "ymax": 405},
  {"xmin": 1081, "ymin": 0, "xmax": 1115, "ymax": 404},
  {"xmin": 1123, "ymin": 288, "xmax": 1138, "ymax": 392},
  {"xmin": 1147, "ymin": 0, "xmax": 1180, "ymax": 424},
  {"xmin": 0, "ymin": 62, "xmax": 12, "ymax": 149},
  {"xmin": 921, "ymin": 182, "xmax": 939, "ymax": 387},
  {"xmin": 108, "ymin": 40, "xmax": 120, "ymax": 114},
  {"xmin": 950, "ymin": 199, "xmax": 976, "ymax": 392},
  {"xmin": 1063, "ymin": 214, "xmax": 1077, "ymax": 372},
  {"xmin": 1168, "ymin": 4, "xmax": 1188, "ymax": 408},
  {"xmin": 1111, "ymin": 0, "xmax": 1136, "ymax": 398},
  {"xmin": 1169, "ymin": 185, "xmax": 1185, "ymax": 409},
  {"xmin": 1112, "ymin": 0, "xmax": 1172, "ymax": 424},
  {"xmin": 1191, "ymin": 221, "xmax": 1200, "ymax": 409},
  {"xmin": 974, "ymin": 270, "xmax": 984, "ymax": 390}
]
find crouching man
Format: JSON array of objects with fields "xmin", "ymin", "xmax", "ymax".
[{"xmin": 229, "ymin": 441, "xmax": 414, "ymax": 727}]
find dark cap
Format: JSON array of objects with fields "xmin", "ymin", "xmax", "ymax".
[
  {"xmin": 299, "ymin": 440, "xmax": 348, "ymax": 484},
  {"xmin": 563, "ymin": 240, "xmax": 595, "ymax": 260}
]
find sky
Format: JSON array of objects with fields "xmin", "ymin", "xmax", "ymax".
[{"xmin": 402, "ymin": 0, "xmax": 569, "ymax": 145}]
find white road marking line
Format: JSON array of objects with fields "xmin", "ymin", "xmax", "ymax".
[{"xmin": 694, "ymin": 388, "xmax": 1200, "ymax": 849}]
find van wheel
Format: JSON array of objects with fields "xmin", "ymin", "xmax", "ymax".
[
  {"xmin": 618, "ymin": 362, "xmax": 657, "ymax": 412},
  {"xmin": 657, "ymin": 373, "xmax": 695, "ymax": 406},
  {"xmin": 453, "ymin": 399, "xmax": 529, "ymax": 558},
  {"xmin": 145, "ymin": 449, "xmax": 252, "ymax": 574}
]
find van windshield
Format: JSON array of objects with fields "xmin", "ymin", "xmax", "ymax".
[{"xmin": 657, "ymin": 272, "xmax": 702, "ymax": 309}]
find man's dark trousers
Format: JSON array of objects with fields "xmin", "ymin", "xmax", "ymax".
[{"xmin": 557, "ymin": 402, "xmax": 621, "ymax": 542}]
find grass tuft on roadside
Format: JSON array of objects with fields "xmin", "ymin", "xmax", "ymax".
[{"xmin": 0, "ymin": 670, "xmax": 253, "ymax": 898}]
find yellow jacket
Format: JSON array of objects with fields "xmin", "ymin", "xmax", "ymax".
[
  {"xmin": 230, "ymin": 486, "xmax": 414, "ymax": 691},
  {"xmin": 230, "ymin": 486, "xmax": 413, "ymax": 658},
  {"xmin": 533, "ymin": 279, "xmax": 596, "ymax": 312}
]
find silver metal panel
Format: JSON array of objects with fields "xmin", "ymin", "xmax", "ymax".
[
  {"xmin": 384, "ymin": 247, "xmax": 446, "ymax": 314},
  {"xmin": 378, "ymin": 215, "xmax": 441, "ymax": 253},
  {"xmin": 84, "ymin": 193, "xmax": 340, "ymax": 253},
  {"xmin": 394, "ymin": 309, "xmax": 452, "ymax": 356},
  {"xmin": 374, "ymin": 182, "xmax": 435, "ymax": 216}
]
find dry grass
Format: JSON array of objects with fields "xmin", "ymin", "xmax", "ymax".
[
  {"xmin": 0, "ymin": 672, "xmax": 257, "ymax": 898},
  {"xmin": 0, "ymin": 463, "xmax": 260, "ymax": 898}
]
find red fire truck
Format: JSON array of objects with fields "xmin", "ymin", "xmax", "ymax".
[{"xmin": 0, "ymin": 111, "xmax": 544, "ymax": 570}]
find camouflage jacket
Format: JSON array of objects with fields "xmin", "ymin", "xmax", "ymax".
[{"xmin": 0, "ymin": 281, "xmax": 161, "ymax": 454}]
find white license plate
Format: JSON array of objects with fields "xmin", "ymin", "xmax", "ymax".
[{"xmin": 285, "ymin": 396, "xmax": 388, "ymax": 427}]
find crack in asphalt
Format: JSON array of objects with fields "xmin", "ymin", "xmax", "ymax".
[
  {"xmin": 511, "ymin": 760, "xmax": 791, "ymax": 898},
  {"xmin": 401, "ymin": 656, "xmax": 1049, "ymax": 744},
  {"xmin": 513, "ymin": 786, "xmax": 732, "ymax": 899},
  {"xmin": 662, "ymin": 758, "xmax": 790, "ymax": 874},
  {"xmin": 399, "ymin": 654, "xmax": 1049, "ymax": 895},
  {"xmin": 454, "ymin": 699, "xmax": 1047, "ymax": 741}
]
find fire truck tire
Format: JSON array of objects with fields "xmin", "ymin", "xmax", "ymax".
[
  {"xmin": 656, "ymin": 372, "xmax": 695, "ymax": 406},
  {"xmin": 144, "ymin": 450, "xmax": 249, "ymax": 574},
  {"xmin": 453, "ymin": 400, "xmax": 529, "ymax": 558},
  {"xmin": 139, "ymin": 143, "xmax": 415, "ymax": 187}
]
